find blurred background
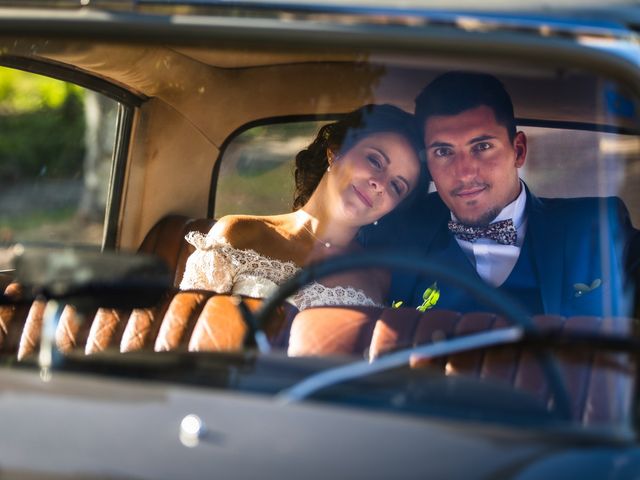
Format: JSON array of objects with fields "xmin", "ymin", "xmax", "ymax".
[{"xmin": 0, "ymin": 66, "xmax": 118, "ymax": 259}]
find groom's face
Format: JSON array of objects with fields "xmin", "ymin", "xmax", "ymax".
[{"xmin": 424, "ymin": 105, "xmax": 527, "ymax": 226}]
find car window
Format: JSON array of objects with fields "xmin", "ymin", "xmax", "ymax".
[
  {"xmin": 216, "ymin": 122, "xmax": 640, "ymax": 226},
  {"xmin": 0, "ymin": 66, "xmax": 120, "ymax": 270},
  {"xmin": 215, "ymin": 120, "xmax": 329, "ymax": 217},
  {"xmin": 522, "ymin": 126, "xmax": 640, "ymax": 225}
]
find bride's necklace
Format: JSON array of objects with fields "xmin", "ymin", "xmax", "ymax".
[{"xmin": 301, "ymin": 222, "xmax": 332, "ymax": 249}]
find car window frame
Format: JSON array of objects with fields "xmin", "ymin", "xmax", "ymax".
[
  {"xmin": 209, "ymin": 111, "xmax": 640, "ymax": 219},
  {"xmin": 209, "ymin": 113, "xmax": 341, "ymax": 217}
]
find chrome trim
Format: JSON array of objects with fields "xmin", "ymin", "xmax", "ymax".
[{"xmin": 0, "ymin": 3, "xmax": 636, "ymax": 42}]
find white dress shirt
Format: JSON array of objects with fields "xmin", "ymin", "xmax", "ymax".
[{"xmin": 452, "ymin": 182, "xmax": 528, "ymax": 287}]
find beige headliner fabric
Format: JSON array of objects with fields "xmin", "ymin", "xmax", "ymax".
[{"xmin": 0, "ymin": 37, "xmax": 623, "ymax": 140}]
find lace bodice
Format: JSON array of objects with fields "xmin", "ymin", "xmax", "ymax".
[{"xmin": 179, "ymin": 231, "xmax": 380, "ymax": 311}]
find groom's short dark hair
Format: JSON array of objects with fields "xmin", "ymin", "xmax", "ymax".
[{"xmin": 415, "ymin": 71, "xmax": 517, "ymax": 142}]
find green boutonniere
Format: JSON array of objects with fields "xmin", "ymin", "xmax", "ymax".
[
  {"xmin": 417, "ymin": 282, "xmax": 440, "ymax": 311},
  {"xmin": 392, "ymin": 282, "xmax": 440, "ymax": 311}
]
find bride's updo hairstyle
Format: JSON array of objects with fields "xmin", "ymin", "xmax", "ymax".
[{"xmin": 293, "ymin": 104, "xmax": 426, "ymax": 210}]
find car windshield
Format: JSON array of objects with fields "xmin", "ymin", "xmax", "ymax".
[{"xmin": 0, "ymin": 13, "xmax": 638, "ymax": 440}]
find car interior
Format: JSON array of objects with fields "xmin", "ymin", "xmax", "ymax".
[{"xmin": 0, "ymin": 33, "xmax": 638, "ymax": 426}]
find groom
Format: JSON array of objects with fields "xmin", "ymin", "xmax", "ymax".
[{"xmin": 366, "ymin": 71, "xmax": 638, "ymax": 317}]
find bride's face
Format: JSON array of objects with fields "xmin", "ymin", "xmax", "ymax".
[{"xmin": 327, "ymin": 131, "xmax": 421, "ymax": 226}]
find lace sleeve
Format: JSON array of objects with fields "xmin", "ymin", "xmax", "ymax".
[
  {"xmin": 179, "ymin": 231, "xmax": 235, "ymax": 293},
  {"xmin": 291, "ymin": 282, "xmax": 383, "ymax": 311}
]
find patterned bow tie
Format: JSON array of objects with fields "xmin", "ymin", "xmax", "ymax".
[{"xmin": 447, "ymin": 219, "xmax": 517, "ymax": 246}]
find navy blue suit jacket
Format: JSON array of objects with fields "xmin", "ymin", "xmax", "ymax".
[{"xmin": 363, "ymin": 187, "xmax": 637, "ymax": 317}]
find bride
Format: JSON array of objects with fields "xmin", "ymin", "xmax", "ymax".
[{"xmin": 179, "ymin": 104, "xmax": 426, "ymax": 310}]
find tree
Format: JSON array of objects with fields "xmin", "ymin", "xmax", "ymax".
[{"xmin": 77, "ymin": 90, "xmax": 117, "ymax": 222}]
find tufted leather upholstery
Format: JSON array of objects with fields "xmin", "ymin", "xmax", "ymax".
[
  {"xmin": 154, "ymin": 291, "xmax": 212, "ymax": 351},
  {"xmin": 1, "ymin": 215, "xmax": 294, "ymax": 357},
  {"xmin": 0, "ymin": 215, "xmax": 216, "ymax": 357},
  {"xmin": 71, "ymin": 214, "xmax": 218, "ymax": 354},
  {"xmin": 186, "ymin": 295, "xmax": 294, "ymax": 351},
  {"xmin": 0, "ymin": 282, "xmax": 27, "ymax": 355},
  {"xmin": 288, "ymin": 306, "xmax": 636, "ymax": 424}
]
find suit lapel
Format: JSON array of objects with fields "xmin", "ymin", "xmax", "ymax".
[
  {"xmin": 425, "ymin": 220, "xmax": 477, "ymax": 276},
  {"xmin": 418, "ymin": 193, "xmax": 451, "ymax": 256},
  {"xmin": 388, "ymin": 193, "xmax": 452, "ymax": 305},
  {"xmin": 414, "ymin": 194, "xmax": 480, "ymax": 305},
  {"xmin": 526, "ymin": 188, "xmax": 565, "ymax": 314}
]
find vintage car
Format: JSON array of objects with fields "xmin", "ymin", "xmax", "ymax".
[{"xmin": 0, "ymin": 1, "xmax": 639, "ymax": 478}]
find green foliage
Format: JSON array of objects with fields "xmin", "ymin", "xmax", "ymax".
[
  {"xmin": 238, "ymin": 121, "xmax": 324, "ymax": 144},
  {"xmin": 216, "ymin": 160, "xmax": 295, "ymax": 216},
  {"xmin": 0, "ymin": 206, "xmax": 75, "ymax": 232},
  {"xmin": 0, "ymin": 68, "xmax": 86, "ymax": 180},
  {"xmin": 215, "ymin": 121, "xmax": 324, "ymax": 216},
  {"xmin": 0, "ymin": 67, "xmax": 84, "ymax": 112}
]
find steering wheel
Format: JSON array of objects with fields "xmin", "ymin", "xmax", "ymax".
[
  {"xmin": 253, "ymin": 250, "xmax": 537, "ymax": 329},
  {"xmin": 247, "ymin": 249, "xmax": 572, "ymax": 419}
]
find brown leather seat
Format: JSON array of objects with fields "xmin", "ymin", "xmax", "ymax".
[
  {"xmin": 2, "ymin": 215, "xmax": 294, "ymax": 357},
  {"xmin": 0, "ymin": 215, "xmax": 216, "ymax": 357},
  {"xmin": 137, "ymin": 214, "xmax": 217, "ymax": 286},
  {"xmin": 0, "ymin": 282, "xmax": 42, "ymax": 356},
  {"xmin": 288, "ymin": 306, "xmax": 635, "ymax": 424},
  {"xmin": 77, "ymin": 214, "xmax": 219, "ymax": 354}
]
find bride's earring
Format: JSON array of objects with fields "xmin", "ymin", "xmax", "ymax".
[{"xmin": 327, "ymin": 165, "xmax": 331, "ymax": 172}]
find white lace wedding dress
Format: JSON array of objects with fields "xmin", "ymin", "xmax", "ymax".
[{"xmin": 179, "ymin": 232, "xmax": 381, "ymax": 310}]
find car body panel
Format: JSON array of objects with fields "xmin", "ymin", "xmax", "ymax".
[{"xmin": 1, "ymin": 366, "xmax": 638, "ymax": 479}]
